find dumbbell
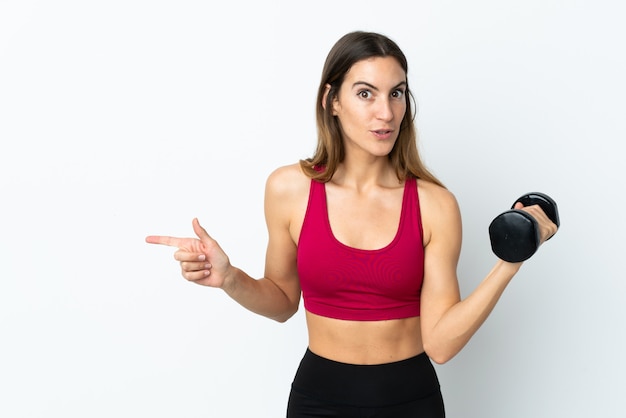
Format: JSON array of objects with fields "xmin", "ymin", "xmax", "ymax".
[{"xmin": 488, "ymin": 192, "xmax": 560, "ymax": 262}]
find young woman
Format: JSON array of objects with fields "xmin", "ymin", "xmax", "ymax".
[{"xmin": 146, "ymin": 31, "xmax": 557, "ymax": 417}]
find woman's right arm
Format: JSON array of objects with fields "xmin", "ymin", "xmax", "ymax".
[
  {"xmin": 146, "ymin": 166, "xmax": 303, "ymax": 323},
  {"xmin": 218, "ymin": 166, "xmax": 302, "ymax": 322}
]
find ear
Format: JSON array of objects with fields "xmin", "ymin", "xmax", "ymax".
[{"xmin": 321, "ymin": 83, "xmax": 338, "ymax": 115}]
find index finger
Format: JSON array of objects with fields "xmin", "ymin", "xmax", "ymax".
[{"xmin": 145, "ymin": 235, "xmax": 184, "ymax": 247}]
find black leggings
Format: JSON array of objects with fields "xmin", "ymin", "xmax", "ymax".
[{"xmin": 287, "ymin": 349, "xmax": 445, "ymax": 417}]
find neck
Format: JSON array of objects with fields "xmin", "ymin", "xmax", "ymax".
[{"xmin": 332, "ymin": 156, "xmax": 399, "ymax": 190}]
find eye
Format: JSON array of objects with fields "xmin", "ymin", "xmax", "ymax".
[
  {"xmin": 358, "ymin": 90, "xmax": 372, "ymax": 99},
  {"xmin": 391, "ymin": 89, "xmax": 405, "ymax": 99}
]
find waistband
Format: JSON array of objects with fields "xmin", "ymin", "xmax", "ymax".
[{"xmin": 290, "ymin": 348, "xmax": 441, "ymax": 408}]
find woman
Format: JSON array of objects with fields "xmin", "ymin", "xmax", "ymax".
[{"xmin": 146, "ymin": 31, "xmax": 557, "ymax": 417}]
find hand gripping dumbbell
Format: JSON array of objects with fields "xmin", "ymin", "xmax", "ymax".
[{"xmin": 488, "ymin": 192, "xmax": 560, "ymax": 262}]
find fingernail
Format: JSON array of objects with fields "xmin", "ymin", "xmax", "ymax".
[
  {"xmin": 205, "ymin": 263, "xmax": 211, "ymax": 269},
  {"xmin": 198, "ymin": 254, "xmax": 206, "ymax": 261}
]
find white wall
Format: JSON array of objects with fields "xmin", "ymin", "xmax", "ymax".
[{"xmin": 2, "ymin": 1, "xmax": 624, "ymax": 417}]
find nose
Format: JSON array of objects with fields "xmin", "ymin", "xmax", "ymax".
[{"xmin": 376, "ymin": 97, "xmax": 394, "ymax": 122}]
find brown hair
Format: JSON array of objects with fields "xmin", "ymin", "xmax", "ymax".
[{"xmin": 299, "ymin": 31, "xmax": 444, "ymax": 188}]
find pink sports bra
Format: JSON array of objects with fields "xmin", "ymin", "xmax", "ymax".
[{"xmin": 297, "ymin": 177, "xmax": 425, "ymax": 321}]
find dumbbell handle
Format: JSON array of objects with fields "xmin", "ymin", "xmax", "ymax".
[
  {"xmin": 489, "ymin": 192, "xmax": 560, "ymax": 262},
  {"xmin": 514, "ymin": 192, "xmax": 560, "ymax": 231}
]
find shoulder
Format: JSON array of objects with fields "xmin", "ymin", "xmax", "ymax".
[
  {"xmin": 416, "ymin": 179, "xmax": 459, "ymax": 214},
  {"xmin": 267, "ymin": 163, "xmax": 309, "ymax": 184},
  {"xmin": 264, "ymin": 163, "xmax": 311, "ymax": 221},
  {"xmin": 416, "ymin": 179, "xmax": 462, "ymax": 245},
  {"xmin": 265, "ymin": 163, "xmax": 311, "ymax": 197}
]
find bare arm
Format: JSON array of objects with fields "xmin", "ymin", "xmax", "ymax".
[
  {"xmin": 145, "ymin": 167, "xmax": 302, "ymax": 323},
  {"xmin": 219, "ymin": 167, "xmax": 302, "ymax": 322},
  {"xmin": 419, "ymin": 184, "xmax": 557, "ymax": 364}
]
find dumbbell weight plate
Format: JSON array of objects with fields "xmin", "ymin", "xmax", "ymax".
[{"xmin": 488, "ymin": 210, "xmax": 540, "ymax": 262}]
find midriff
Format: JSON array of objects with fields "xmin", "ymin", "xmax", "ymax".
[{"xmin": 305, "ymin": 311, "xmax": 424, "ymax": 365}]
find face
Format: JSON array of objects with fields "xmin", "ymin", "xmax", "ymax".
[{"xmin": 330, "ymin": 56, "xmax": 407, "ymax": 159}]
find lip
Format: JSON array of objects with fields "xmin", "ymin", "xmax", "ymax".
[{"xmin": 371, "ymin": 129, "xmax": 395, "ymax": 140}]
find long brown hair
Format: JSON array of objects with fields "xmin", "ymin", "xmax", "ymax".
[{"xmin": 299, "ymin": 31, "xmax": 444, "ymax": 188}]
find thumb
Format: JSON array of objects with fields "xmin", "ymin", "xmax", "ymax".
[
  {"xmin": 513, "ymin": 201, "xmax": 524, "ymax": 209},
  {"xmin": 192, "ymin": 218, "xmax": 212, "ymax": 242}
]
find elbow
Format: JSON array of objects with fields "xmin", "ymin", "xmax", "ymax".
[
  {"xmin": 271, "ymin": 305, "xmax": 299, "ymax": 323},
  {"xmin": 272, "ymin": 314, "xmax": 292, "ymax": 324},
  {"xmin": 427, "ymin": 351, "xmax": 453, "ymax": 365},
  {"xmin": 423, "ymin": 342, "xmax": 456, "ymax": 365}
]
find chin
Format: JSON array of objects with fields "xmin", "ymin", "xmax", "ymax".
[{"xmin": 371, "ymin": 143, "xmax": 396, "ymax": 157}]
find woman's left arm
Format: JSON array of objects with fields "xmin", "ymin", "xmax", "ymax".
[{"xmin": 419, "ymin": 185, "xmax": 523, "ymax": 364}]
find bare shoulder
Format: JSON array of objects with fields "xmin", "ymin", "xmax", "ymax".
[
  {"xmin": 416, "ymin": 179, "xmax": 462, "ymax": 245},
  {"xmin": 417, "ymin": 179, "xmax": 459, "ymax": 213},
  {"xmin": 264, "ymin": 163, "xmax": 311, "ymax": 225},
  {"xmin": 265, "ymin": 163, "xmax": 310, "ymax": 198}
]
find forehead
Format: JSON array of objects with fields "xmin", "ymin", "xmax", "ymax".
[{"xmin": 343, "ymin": 56, "xmax": 406, "ymax": 86}]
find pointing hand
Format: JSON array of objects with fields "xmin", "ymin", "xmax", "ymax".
[{"xmin": 146, "ymin": 218, "xmax": 232, "ymax": 287}]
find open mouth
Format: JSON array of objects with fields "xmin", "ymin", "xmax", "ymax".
[{"xmin": 372, "ymin": 129, "xmax": 394, "ymax": 139}]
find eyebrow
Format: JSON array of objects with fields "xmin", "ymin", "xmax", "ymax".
[{"xmin": 352, "ymin": 81, "xmax": 407, "ymax": 91}]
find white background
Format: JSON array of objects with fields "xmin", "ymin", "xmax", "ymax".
[{"xmin": 1, "ymin": 1, "xmax": 625, "ymax": 417}]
